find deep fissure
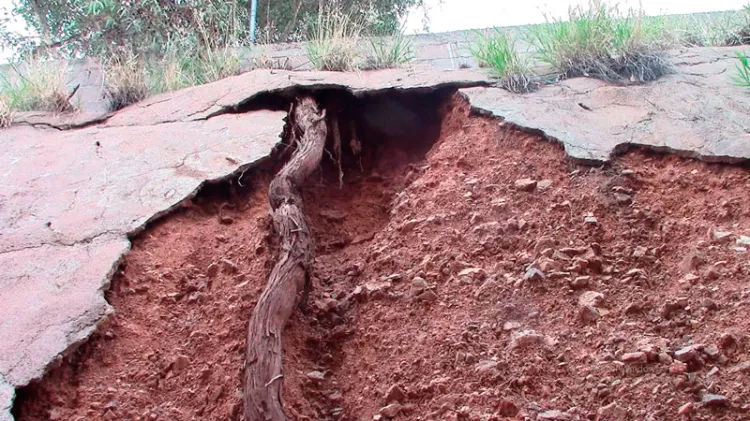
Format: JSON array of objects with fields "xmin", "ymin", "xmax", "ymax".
[{"xmin": 11, "ymin": 86, "xmax": 453, "ymax": 421}]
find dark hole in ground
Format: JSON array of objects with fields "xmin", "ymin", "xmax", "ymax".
[{"xmin": 11, "ymin": 87, "xmax": 454, "ymax": 421}]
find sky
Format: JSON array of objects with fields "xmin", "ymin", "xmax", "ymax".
[
  {"xmin": 1, "ymin": 0, "xmax": 749, "ymax": 61},
  {"xmin": 406, "ymin": 0, "xmax": 748, "ymax": 33}
]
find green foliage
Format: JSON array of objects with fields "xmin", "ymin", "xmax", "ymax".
[
  {"xmin": 306, "ymin": 10, "xmax": 363, "ymax": 71},
  {"xmin": 0, "ymin": 57, "xmax": 73, "ymax": 113},
  {"xmin": 528, "ymin": 1, "xmax": 674, "ymax": 83},
  {"xmin": 470, "ymin": 29, "xmax": 537, "ymax": 93},
  {"xmin": 734, "ymin": 51, "xmax": 750, "ymax": 86},
  {"xmin": 364, "ymin": 26, "xmax": 414, "ymax": 70}
]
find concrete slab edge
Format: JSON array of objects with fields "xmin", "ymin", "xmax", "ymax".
[{"xmin": 0, "ymin": 137, "xmax": 283, "ymax": 421}]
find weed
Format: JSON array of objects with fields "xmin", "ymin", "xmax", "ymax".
[
  {"xmin": 306, "ymin": 10, "xmax": 363, "ymax": 71},
  {"xmin": 0, "ymin": 57, "xmax": 74, "ymax": 113},
  {"xmin": 0, "ymin": 96, "xmax": 11, "ymax": 128},
  {"xmin": 363, "ymin": 25, "xmax": 414, "ymax": 70},
  {"xmin": 528, "ymin": 1, "xmax": 673, "ymax": 84},
  {"xmin": 103, "ymin": 55, "xmax": 149, "ymax": 111},
  {"xmin": 471, "ymin": 29, "xmax": 538, "ymax": 93},
  {"xmin": 734, "ymin": 51, "xmax": 750, "ymax": 86}
]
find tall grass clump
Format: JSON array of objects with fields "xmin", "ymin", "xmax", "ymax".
[
  {"xmin": 103, "ymin": 55, "xmax": 149, "ymax": 111},
  {"xmin": 0, "ymin": 57, "xmax": 74, "ymax": 113},
  {"xmin": 528, "ymin": 1, "xmax": 674, "ymax": 84},
  {"xmin": 0, "ymin": 96, "xmax": 11, "ymax": 128},
  {"xmin": 734, "ymin": 51, "xmax": 750, "ymax": 86},
  {"xmin": 471, "ymin": 29, "xmax": 538, "ymax": 93},
  {"xmin": 306, "ymin": 10, "xmax": 363, "ymax": 71},
  {"xmin": 363, "ymin": 24, "xmax": 414, "ymax": 70}
]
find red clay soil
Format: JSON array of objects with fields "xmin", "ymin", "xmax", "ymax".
[{"xmin": 14, "ymin": 94, "xmax": 750, "ymax": 421}]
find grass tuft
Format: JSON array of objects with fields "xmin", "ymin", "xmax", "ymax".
[
  {"xmin": 734, "ymin": 51, "xmax": 750, "ymax": 86},
  {"xmin": 363, "ymin": 26, "xmax": 414, "ymax": 70},
  {"xmin": 306, "ymin": 10, "xmax": 363, "ymax": 71},
  {"xmin": 103, "ymin": 56, "xmax": 150, "ymax": 111},
  {"xmin": 0, "ymin": 57, "xmax": 74, "ymax": 113},
  {"xmin": 470, "ymin": 29, "xmax": 538, "ymax": 93},
  {"xmin": 528, "ymin": 1, "xmax": 674, "ymax": 84},
  {"xmin": 0, "ymin": 96, "xmax": 11, "ymax": 128}
]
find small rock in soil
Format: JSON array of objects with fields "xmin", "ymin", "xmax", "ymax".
[
  {"xmin": 674, "ymin": 345, "xmax": 701, "ymax": 362},
  {"xmin": 514, "ymin": 179, "xmax": 537, "ymax": 192},
  {"xmin": 401, "ymin": 218, "xmax": 421, "ymax": 233},
  {"xmin": 221, "ymin": 259, "xmax": 238, "ymax": 273},
  {"xmin": 719, "ymin": 332, "xmax": 737, "ymax": 349},
  {"xmin": 679, "ymin": 252, "xmax": 703, "ymax": 274},
  {"xmin": 728, "ymin": 361, "xmax": 750, "ymax": 374},
  {"xmin": 578, "ymin": 291, "xmax": 606, "ymax": 322},
  {"xmin": 173, "ymin": 355, "xmax": 190, "ymax": 372},
  {"xmin": 632, "ymin": 246, "xmax": 648, "ymax": 259},
  {"xmin": 385, "ymin": 385, "xmax": 406, "ymax": 404},
  {"xmin": 678, "ymin": 402, "xmax": 694, "ymax": 416},
  {"xmin": 475, "ymin": 359, "xmax": 499, "ymax": 373},
  {"xmin": 509, "ymin": 329, "xmax": 555, "ymax": 349},
  {"xmin": 415, "ymin": 290, "xmax": 438, "ymax": 302},
  {"xmin": 571, "ymin": 276, "xmax": 590, "ymax": 289},
  {"xmin": 736, "ymin": 235, "xmax": 750, "ymax": 246},
  {"xmin": 379, "ymin": 403, "xmax": 402, "ymax": 418},
  {"xmin": 524, "ymin": 268, "xmax": 545, "ymax": 282},
  {"xmin": 497, "ymin": 399, "xmax": 519, "ymax": 417},
  {"xmin": 701, "ymin": 394, "xmax": 729, "ymax": 407},
  {"xmin": 621, "ymin": 352, "xmax": 648, "ymax": 364},
  {"xmin": 206, "ymin": 263, "xmax": 219, "ymax": 278},
  {"xmin": 584, "ymin": 216, "xmax": 598, "ymax": 225},
  {"xmin": 711, "ymin": 230, "xmax": 733, "ymax": 243},
  {"xmin": 503, "ymin": 321, "xmax": 522, "ymax": 331},
  {"xmin": 306, "ymin": 371, "xmax": 325, "ymax": 382},
  {"xmin": 534, "ymin": 236, "xmax": 555, "ymax": 254},
  {"xmin": 538, "ymin": 179, "xmax": 553, "ymax": 190},
  {"xmin": 537, "ymin": 409, "xmax": 572, "ymax": 420},
  {"xmin": 411, "ymin": 277, "xmax": 428, "ymax": 294},
  {"xmin": 614, "ymin": 192, "xmax": 633, "ymax": 205},
  {"xmin": 219, "ymin": 215, "xmax": 234, "ymax": 224}
]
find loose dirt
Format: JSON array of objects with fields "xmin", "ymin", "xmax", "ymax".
[{"xmin": 14, "ymin": 93, "xmax": 750, "ymax": 421}]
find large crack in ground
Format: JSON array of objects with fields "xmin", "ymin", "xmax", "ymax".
[{"xmin": 10, "ymin": 88, "xmax": 750, "ymax": 421}]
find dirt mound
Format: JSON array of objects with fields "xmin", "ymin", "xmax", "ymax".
[{"xmin": 14, "ymin": 94, "xmax": 750, "ymax": 421}]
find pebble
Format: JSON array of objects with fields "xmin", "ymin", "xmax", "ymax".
[
  {"xmin": 503, "ymin": 321, "xmax": 522, "ymax": 331},
  {"xmin": 674, "ymin": 345, "xmax": 701, "ymax": 363},
  {"xmin": 401, "ymin": 219, "xmax": 420, "ymax": 233},
  {"xmin": 497, "ymin": 399, "xmax": 519, "ymax": 417},
  {"xmin": 701, "ymin": 394, "xmax": 729, "ymax": 407},
  {"xmin": 514, "ymin": 179, "xmax": 537, "ymax": 191},
  {"xmin": 172, "ymin": 355, "xmax": 190, "ymax": 372},
  {"xmin": 632, "ymin": 246, "xmax": 648, "ymax": 259},
  {"xmin": 538, "ymin": 179, "xmax": 553, "ymax": 190},
  {"xmin": 737, "ymin": 235, "xmax": 750, "ymax": 246},
  {"xmin": 509, "ymin": 330, "xmax": 555, "ymax": 349},
  {"xmin": 584, "ymin": 216, "xmax": 598, "ymax": 225},
  {"xmin": 621, "ymin": 352, "xmax": 648, "ymax": 364},
  {"xmin": 523, "ymin": 268, "xmax": 545, "ymax": 282},
  {"xmin": 669, "ymin": 361, "xmax": 688, "ymax": 374},
  {"xmin": 411, "ymin": 277, "xmax": 428, "ymax": 294},
  {"xmin": 379, "ymin": 403, "xmax": 402, "ymax": 418},
  {"xmin": 571, "ymin": 276, "xmax": 590, "ymax": 289},
  {"xmin": 415, "ymin": 290, "xmax": 438, "ymax": 302},
  {"xmin": 578, "ymin": 291, "xmax": 606, "ymax": 322},
  {"xmin": 219, "ymin": 215, "xmax": 234, "ymax": 224},
  {"xmin": 711, "ymin": 230, "xmax": 733, "ymax": 243},
  {"xmin": 475, "ymin": 359, "xmax": 499, "ymax": 373},
  {"xmin": 537, "ymin": 409, "xmax": 572, "ymax": 420},
  {"xmin": 206, "ymin": 263, "xmax": 220, "ymax": 278},
  {"xmin": 728, "ymin": 361, "xmax": 750, "ymax": 374},
  {"xmin": 614, "ymin": 192, "xmax": 633, "ymax": 205},
  {"xmin": 677, "ymin": 402, "xmax": 694, "ymax": 416},
  {"xmin": 306, "ymin": 371, "xmax": 325, "ymax": 382},
  {"xmin": 385, "ymin": 385, "xmax": 406, "ymax": 404}
]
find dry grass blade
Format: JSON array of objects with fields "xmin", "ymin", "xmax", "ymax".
[
  {"xmin": 104, "ymin": 56, "xmax": 150, "ymax": 111},
  {"xmin": 306, "ymin": 10, "xmax": 363, "ymax": 71},
  {"xmin": 0, "ymin": 96, "xmax": 11, "ymax": 128},
  {"xmin": 1, "ymin": 57, "xmax": 74, "ymax": 113},
  {"xmin": 363, "ymin": 25, "xmax": 414, "ymax": 70}
]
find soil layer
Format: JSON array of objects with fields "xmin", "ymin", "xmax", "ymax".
[{"xmin": 14, "ymin": 94, "xmax": 750, "ymax": 421}]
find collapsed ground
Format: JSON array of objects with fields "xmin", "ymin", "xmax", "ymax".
[{"xmin": 12, "ymin": 91, "xmax": 750, "ymax": 421}]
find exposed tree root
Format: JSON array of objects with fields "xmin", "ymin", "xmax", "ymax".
[{"xmin": 244, "ymin": 96, "xmax": 327, "ymax": 421}]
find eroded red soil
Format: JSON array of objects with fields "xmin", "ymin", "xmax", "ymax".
[{"xmin": 14, "ymin": 94, "xmax": 750, "ymax": 421}]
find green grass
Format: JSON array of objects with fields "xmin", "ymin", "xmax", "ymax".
[
  {"xmin": 363, "ymin": 25, "xmax": 414, "ymax": 70},
  {"xmin": 103, "ymin": 55, "xmax": 150, "ymax": 111},
  {"xmin": 306, "ymin": 10, "xmax": 363, "ymax": 71},
  {"xmin": 0, "ymin": 57, "xmax": 74, "ymax": 113},
  {"xmin": 527, "ymin": 1, "xmax": 674, "ymax": 83},
  {"xmin": 734, "ymin": 51, "xmax": 750, "ymax": 86},
  {"xmin": 470, "ymin": 28, "xmax": 538, "ymax": 92}
]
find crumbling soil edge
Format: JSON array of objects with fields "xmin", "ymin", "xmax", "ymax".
[
  {"xmin": 459, "ymin": 90, "xmax": 750, "ymax": 166},
  {"xmin": 1, "ymin": 144, "xmax": 284, "ymax": 421}
]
